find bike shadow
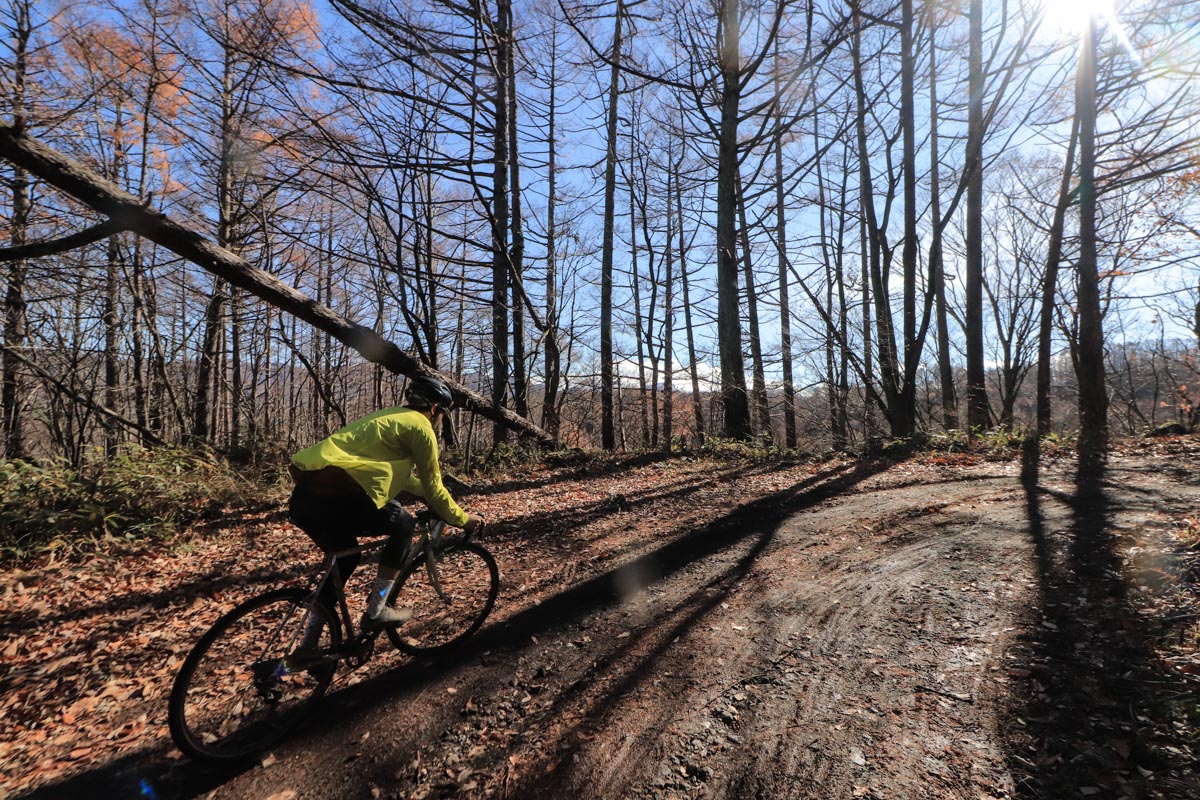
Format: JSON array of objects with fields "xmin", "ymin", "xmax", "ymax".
[{"xmin": 15, "ymin": 455, "xmax": 897, "ymax": 800}]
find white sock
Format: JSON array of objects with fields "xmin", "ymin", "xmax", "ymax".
[
  {"xmin": 299, "ymin": 612, "xmax": 324, "ymax": 648},
  {"xmin": 366, "ymin": 577, "xmax": 398, "ymax": 618}
]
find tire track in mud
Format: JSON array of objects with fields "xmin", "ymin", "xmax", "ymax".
[
  {"xmin": 724, "ymin": 497, "xmax": 1028, "ymax": 800},
  {"xmin": 512, "ymin": 471, "xmax": 1037, "ymax": 800}
]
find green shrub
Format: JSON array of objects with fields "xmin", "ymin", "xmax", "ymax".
[
  {"xmin": 0, "ymin": 447, "xmax": 251, "ymax": 562},
  {"xmin": 925, "ymin": 427, "xmax": 1032, "ymax": 456},
  {"xmin": 481, "ymin": 441, "xmax": 538, "ymax": 466},
  {"xmin": 925, "ymin": 430, "xmax": 972, "ymax": 453},
  {"xmin": 699, "ymin": 436, "xmax": 787, "ymax": 462}
]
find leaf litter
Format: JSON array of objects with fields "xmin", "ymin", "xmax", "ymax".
[{"xmin": 2, "ymin": 443, "xmax": 1200, "ymax": 799}]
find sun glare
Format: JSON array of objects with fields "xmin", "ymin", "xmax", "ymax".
[{"xmin": 1039, "ymin": 0, "xmax": 1115, "ymax": 35}]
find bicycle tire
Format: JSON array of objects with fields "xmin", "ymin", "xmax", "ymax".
[
  {"xmin": 385, "ymin": 542, "xmax": 499, "ymax": 656},
  {"xmin": 168, "ymin": 588, "xmax": 341, "ymax": 761}
]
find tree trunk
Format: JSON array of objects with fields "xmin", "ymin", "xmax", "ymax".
[
  {"xmin": 542, "ymin": 31, "xmax": 562, "ymax": 438},
  {"xmin": 663, "ymin": 166, "xmax": 675, "ymax": 452},
  {"xmin": 104, "ymin": 229, "xmax": 121, "ymax": 457},
  {"xmin": 129, "ymin": 235, "xmax": 150, "ymax": 442},
  {"xmin": 3, "ymin": 162, "xmax": 29, "ymax": 460},
  {"xmin": 737, "ymin": 171, "xmax": 771, "ymax": 441},
  {"xmin": 775, "ymin": 65, "xmax": 797, "ymax": 449},
  {"xmin": 599, "ymin": 0, "xmax": 624, "ymax": 450},
  {"xmin": 927, "ymin": 10, "xmax": 957, "ymax": 431},
  {"xmin": 491, "ymin": 0, "xmax": 513, "ymax": 444},
  {"xmin": 716, "ymin": 0, "xmax": 750, "ymax": 439},
  {"xmin": 835, "ymin": 172, "xmax": 851, "ymax": 448},
  {"xmin": 1075, "ymin": 17, "xmax": 1108, "ymax": 467},
  {"xmin": 1036, "ymin": 118, "xmax": 1080, "ymax": 438},
  {"xmin": 637, "ymin": 175, "xmax": 661, "ymax": 449},
  {"xmin": 1193, "ymin": 275, "xmax": 1200, "ymax": 352},
  {"xmin": 193, "ymin": 281, "xmax": 225, "ymax": 440},
  {"xmin": 860, "ymin": 213, "xmax": 873, "ymax": 439},
  {"xmin": 896, "ymin": 0, "xmax": 918, "ymax": 438},
  {"xmin": 508, "ymin": 30, "xmax": 527, "ymax": 420},
  {"xmin": 964, "ymin": 0, "xmax": 988, "ymax": 432},
  {"xmin": 2, "ymin": 0, "xmax": 31, "ymax": 460},
  {"xmin": 230, "ymin": 286, "xmax": 244, "ymax": 448},
  {"xmin": 813, "ymin": 105, "xmax": 841, "ymax": 450},
  {"xmin": 194, "ymin": 36, "xmax": 238, "ymax": 443},
  {"xmin": 629, "ymin": 175, "xmax": 651, "ymax": 447},
  {"xmin": 679, "ymin": 169, "xmax": 705, "ymax": 445}
]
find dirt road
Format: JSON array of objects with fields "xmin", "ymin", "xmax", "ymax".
[{"xmin": 11, "ymin": 442, "xmax": 1200, "ymax": 799}]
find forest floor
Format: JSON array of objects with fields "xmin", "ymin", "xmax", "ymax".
[{"xmin": 3, "ymin": 437, "xmax": 1200, "ymax": 800}]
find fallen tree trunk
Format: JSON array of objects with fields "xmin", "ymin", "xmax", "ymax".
[{"xmin": 0, "ymin": 123, "xmax": 555, "ymax": 446}]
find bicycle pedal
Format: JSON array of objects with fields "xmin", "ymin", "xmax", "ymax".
[
  {"xmin": 252, "ymin": 657, "xmax": 285, "ymax": 681},
  {"xmin": 349, "ymin": 635, "xmax": 376, "ymax": 667}
]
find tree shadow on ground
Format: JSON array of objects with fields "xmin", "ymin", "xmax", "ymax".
[
  {"xmin": 457, "ymin": 450, "xmax": 821, "ymax": 500},
  {"xmin": 17, "ymin": 456, "xmax": 898, "ymax": 800},
  {"xmin": 457, "ymin": 450, "xmax": 678, "ymax": 497},
  {"xmin": 496, "ymin": 520, "xmax": 781, "ymax": 799},
  {"xmin": 1009, "ymin": 441, "xmax": 1197, "ymax": 798},
  {"xmin": 0, "ymin": 560, "xmax": 314, "ymax": 636},
  {"xmin": 483, "ymin": 458, "xmax": 833, "ymax": 549}
]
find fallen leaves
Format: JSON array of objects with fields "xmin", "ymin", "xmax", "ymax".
[
  {"xmin": 5, "ymin": 445, "xmax": 1199, "ymax": 800},
  {"xmin": 0, "ymin": 516, "xmax": 303, "ymax": 797}
]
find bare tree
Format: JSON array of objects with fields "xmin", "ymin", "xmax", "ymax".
[{"xmin": 1, "ymin": 0, "xmax": 34, "ymax": 458}]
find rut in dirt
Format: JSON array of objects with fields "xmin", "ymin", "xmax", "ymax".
[{"xmin": 508, "ymin": 465, "xmax": 1033, "ymax": 800}]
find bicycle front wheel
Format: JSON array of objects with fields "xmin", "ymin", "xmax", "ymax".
[
  {"xmin": 386, "ymin": 542, "xmax": 499, "ymax": 656},
  {"xmin": 168, "ymin": 588, "xmax": 340, "ymax": 761}
]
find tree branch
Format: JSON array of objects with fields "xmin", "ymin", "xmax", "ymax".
[{"xmin": 0, "ymin": 218, "xmax": 129, "ymax": 262}]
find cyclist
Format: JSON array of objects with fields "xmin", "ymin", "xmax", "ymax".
[{"xmin": 288, "ymin": 375, "xmax": 484, "ymax": 630}]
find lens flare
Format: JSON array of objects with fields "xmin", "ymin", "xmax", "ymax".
[{"xmin": 1039, "ymin": 0, "xmax": 1115, "ymax": 35}]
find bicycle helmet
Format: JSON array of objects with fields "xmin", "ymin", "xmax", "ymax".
[{"xmin": 405, "ymin": 375, "xmax": 454, "ymax": 411}]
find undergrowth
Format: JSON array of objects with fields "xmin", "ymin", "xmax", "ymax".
[
  {"xmin": 0, "ymin": 447, "xmax": 252, "ymax": 563},
  {"xmin": 922, "ymin": 427, "xmax": 1076, "ymax": 458},
  {"xmin": 699, "ymin": 436, "xmax": 782, "ymax": 461}
]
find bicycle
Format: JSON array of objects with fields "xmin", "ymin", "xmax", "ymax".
[{"xmin": 167, "ymin": 511, "xmax": 499, "ymax": 761}]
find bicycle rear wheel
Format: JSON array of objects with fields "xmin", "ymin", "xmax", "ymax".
[
  {"xmin": 168, "ymin": 588, "xmax": 340, "ymax": 761},
  {"xmin": 386, "ymin": 542, "xmax": 498, "ymax": 656}
]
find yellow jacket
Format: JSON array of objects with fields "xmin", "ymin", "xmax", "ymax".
[{"xmin": 291, "ymin": 407, "xmax": 468, "ymax": 527}]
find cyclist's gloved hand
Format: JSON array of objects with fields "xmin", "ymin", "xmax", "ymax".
[{"xmin": 463, "ymin": 513, "xmax": 485, "ymax": 535}]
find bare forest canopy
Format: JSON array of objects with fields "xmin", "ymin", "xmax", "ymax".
[
  {"xmin": 0, "ymin": 123, "xmax": 556, "ymax": 446},
  {"xmin": 2, "ymin": 0, "xmax": 1200, "ymax": 467}
]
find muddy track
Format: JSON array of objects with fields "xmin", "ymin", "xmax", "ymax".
[
  {"xmin": 17, "ymin": 449, "xmax": 1200, "ymax": 800},
  {"xmin": 503, "ymin": 472, "xmax": 1032, "ymax": 800}
]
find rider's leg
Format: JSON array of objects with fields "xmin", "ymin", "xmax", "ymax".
[
  {"xmin": 288, "ymin": 486, "xmax": 362, "ymax": 609},
  {"xmin": 364, "ymin": 501, "xmax": 415, "ymax": 623},
  {"xmin": 289, "ymin": 486, "xmax": 370, "ymax": 652}
]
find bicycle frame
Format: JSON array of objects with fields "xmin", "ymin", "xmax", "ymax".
[{"xmin": 296, "ymin": 514, "xmax": 454, "ymax": 660}]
